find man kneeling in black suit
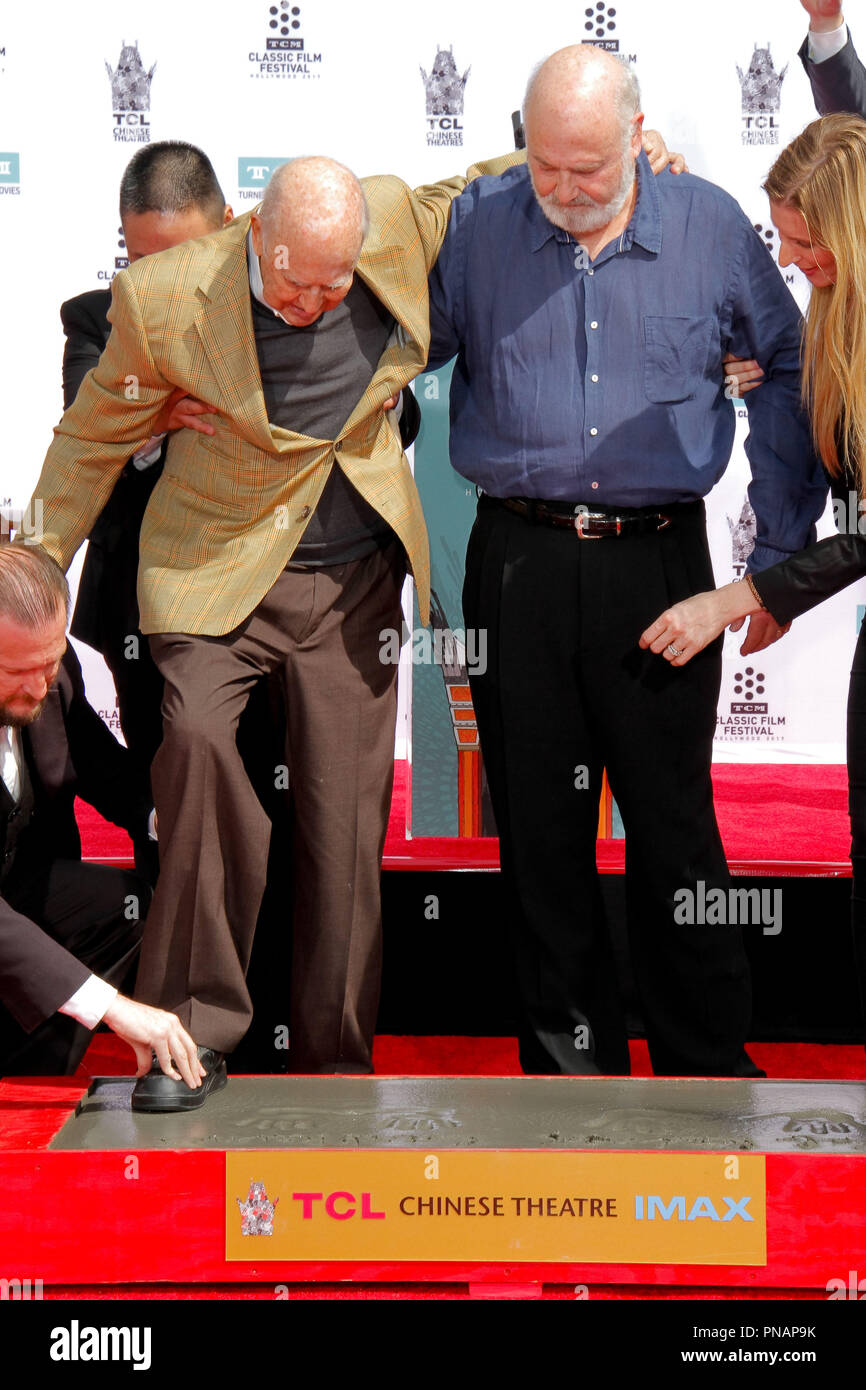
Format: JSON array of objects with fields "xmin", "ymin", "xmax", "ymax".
[{"xmin": 0, "ymin": 542, "xmax": 205, "ymax": 1089}]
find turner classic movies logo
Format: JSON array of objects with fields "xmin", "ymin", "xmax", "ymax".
[
  {"xmin": 737, "ymin": 43, "xmax": 787, "ymax": 146},
  {"xmin": 106, "ymin": 40, "xmax": 155, "ymax": 143},
  {"xmin": 250, "ymin": 2, "xmax": 322, "ymax": 79},
  {"xmin": 237, "ymin": 156, "xmax": 290, "ymax": 202},
  {"xmin": 0, "ymin": 152, "xmax": 20, "ymax": 195},
  {"xmin": 421, "ymin": 46, "xmax": 470, "ymax": 146}
]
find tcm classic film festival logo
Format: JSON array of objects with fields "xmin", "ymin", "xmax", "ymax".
[
  {"xmin": 89, "ymin": 224, "xmax": 130, "ymax": 287},
  {"xmin": 718, "ymin": 663, "xmax": 785, "ymax": 743},
  {"xmin": 106, "ymin": 40, "xmax": 155, "ymax": 143},
  {"xmin": 582, "ymin": 4, "xmax": 636, "ymax": 62},
  {"xmin": 738, "ymin": 43, "xmax": 787, "ymax": 146},
  {"xmin": 249, "ymin": 2, "xmax": 323, "ymax": 79},
  {"xmin": 716, "ymin": 498, "xmax": 784, "ymax": 742},
  {"xmin": 421, "ymin": 46, "xmax": 470, "ymax": 147}
]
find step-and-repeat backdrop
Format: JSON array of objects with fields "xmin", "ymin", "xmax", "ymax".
[{"xmin": 0, "ymin": 1, "xmax": 858, "ymax": 824}]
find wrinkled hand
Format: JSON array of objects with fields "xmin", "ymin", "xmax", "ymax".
[
  {"xmin": 800, "ymin": 1, "xmax": 844, "ymax": 34},
  {"xmin": 730, "ymin": 609, "xmax": 792, "ymax": 655},
  {"xmin": 101, "ymin": 995, "xmax": 206, "ymax": 1087},
  {"xmin": 152, "ymin": 387, "xmax": 217, "ymax": 437},
  {"xmin": 723, "ymin": 352, "xmax": 765, "ymax": 396},
  {"xmin": 642, "ymin": 128, "xmax": 688, "ymax": 175}
]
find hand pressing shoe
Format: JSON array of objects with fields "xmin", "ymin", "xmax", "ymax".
[{"xmin": 131, "ymin": 1046, "xmax": 227, "ymax": 1113}]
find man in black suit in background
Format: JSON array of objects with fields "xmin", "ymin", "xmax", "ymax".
[
  {"xmin": 799, "ymin": 2, "xmax": 866, "ymax": 115},
  {"xmin": 0, "ymin": 544, "xmax": 205, "ymax": 1085},
  {"xmin": 62, "ymin": 141, "xmax": 233, "ymax": 780}
]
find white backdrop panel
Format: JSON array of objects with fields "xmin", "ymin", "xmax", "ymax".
[{"xmin": 0, "ymin": 0, "xmax": 859, "ymax": 763}]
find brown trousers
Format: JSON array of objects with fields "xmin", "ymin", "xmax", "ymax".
[{"xmin": 134, "ymin": 542, "xmax": 405, "ymax": 1070}]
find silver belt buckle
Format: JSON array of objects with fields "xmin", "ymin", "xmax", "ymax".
[{"xmin": 574, "ymin": 509, "xmax": 616, "ymax": 539}]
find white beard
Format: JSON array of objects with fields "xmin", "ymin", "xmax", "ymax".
[{"xmin": 532, "ymin": 150, "xmax": 637, "ymax": 237}]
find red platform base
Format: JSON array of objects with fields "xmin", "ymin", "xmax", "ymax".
[{"xmin": 2, "ymin": 1074, "xmax": 865, "ymax": 1292}]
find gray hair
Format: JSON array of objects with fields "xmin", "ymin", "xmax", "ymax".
[{"xmin": 0, "ymin": 545, "xmax": 69, "ymax": 629}]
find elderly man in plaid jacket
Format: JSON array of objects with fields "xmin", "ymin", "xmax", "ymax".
[{"xmin": 27, "ymin": 154, "xmax": 514, "ymax": 1108}]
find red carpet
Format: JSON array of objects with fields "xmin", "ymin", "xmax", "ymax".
[{"xmin": 75, "ymin": 760, "xmax": 853, "ymax": 875}]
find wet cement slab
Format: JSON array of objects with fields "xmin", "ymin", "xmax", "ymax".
[{"xmin": 49, "ymin": 1076, "xmax": 866, "ymax": 1153}]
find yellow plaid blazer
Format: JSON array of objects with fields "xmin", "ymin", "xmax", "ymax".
[{"xmin": 29, "ymin": 158, "xmax": 519, "ymax": 635}]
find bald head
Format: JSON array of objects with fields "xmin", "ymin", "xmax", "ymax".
[
  {"xmin": 523, "ymin": 46, "xmax": 643, "ymax": 242},
  {"xmin": 251, "ymin": 156, "xmax": 369, "ymax": 327},
  {"xmin": 524, "ymin": 46, "xmax": 641, "ymax": 144}
]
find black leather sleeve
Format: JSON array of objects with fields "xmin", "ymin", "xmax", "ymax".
[
  {"xmin": 751, "ymin": 532, "xmax": 866, "ymax": 625},
  {"xmin": 799, "ymin": 32, "xmax": 866, "ymax": 118}
]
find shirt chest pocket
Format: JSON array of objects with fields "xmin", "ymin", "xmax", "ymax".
[{"xmin": 644, "ymin": 314, "xmax": 715, "ymax": 404}]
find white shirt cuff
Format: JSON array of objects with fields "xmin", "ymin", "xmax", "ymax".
[
  {"xmin": 58, "ymin": 975, "xmax": 119, "ymax": 1030},
  {"xmin": 131, "ymin": 435, "xmax": 166, "ymax": 470},
  {"xmin": 809, "ymin": 22, "xmax": 848, "ymax": 63}
]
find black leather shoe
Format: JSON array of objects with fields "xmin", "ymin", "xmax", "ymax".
[{"xmin": 131, "ymin": 1046, "xmax": 227, "ymax": 1113}]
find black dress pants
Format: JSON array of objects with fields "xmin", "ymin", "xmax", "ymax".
[
  {"xmin": 464, "ymin": 495, "xmax": 758, "ymax": 1077},
  {"xmin": 70, "ymin": 463, "xmax": 166, "ymax": 784},
  {"xmin": 0, "ymin": 860, "xmax": 146, "ymax": 1076}
]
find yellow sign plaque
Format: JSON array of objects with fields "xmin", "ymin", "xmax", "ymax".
[{"xmin": 226, "ymin": 1151, "xmax": 766, "ymax": 1265}]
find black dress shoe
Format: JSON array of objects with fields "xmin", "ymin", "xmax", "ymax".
[{"xmin": 131, "ymin": 1046, "xmax": 227, "ymax": 1113}]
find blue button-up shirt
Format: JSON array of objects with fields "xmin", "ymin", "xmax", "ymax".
[{"xmin": 427, "ymin": 154, "xmax": 827, "ymax": 570}]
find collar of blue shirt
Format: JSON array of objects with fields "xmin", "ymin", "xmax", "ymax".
[{"xmin": 528, "ymin": 150, "xmax": 662, "ymax": 259}]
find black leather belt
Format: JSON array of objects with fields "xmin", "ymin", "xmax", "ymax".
[{"xmin": 481, "ymin": 493, "xmax": 679, "ymax": 537}]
